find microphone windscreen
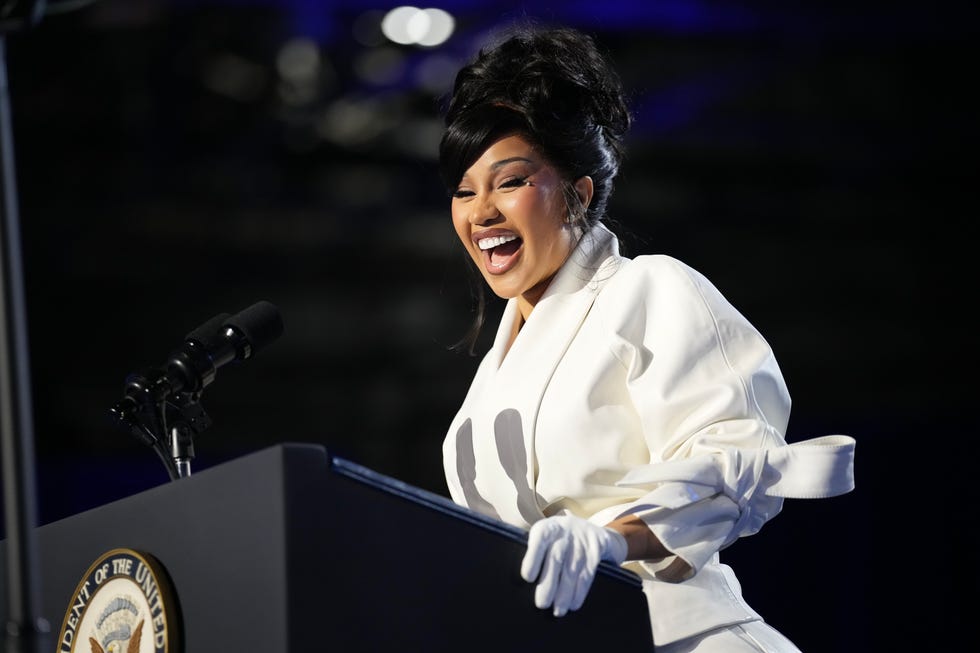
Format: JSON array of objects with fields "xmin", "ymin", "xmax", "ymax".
[{"xmin": 224, "ymin": 301, "xmax": 283, "ymax": 353}]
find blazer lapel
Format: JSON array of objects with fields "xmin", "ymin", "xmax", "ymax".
[{"xmin": 491, "ymin": 224, "xmax": 623, "ymax": 515}]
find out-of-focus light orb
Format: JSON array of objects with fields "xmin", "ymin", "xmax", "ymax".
[
  {"xmin": 404, "ymin": 8, "xmax": 431, "ymax": 43},
  {"xmin": 202, "ymin": 53, "xmax": 268, "ymax": 102},
  {"xmin": 381, "ymin": 6, "xmax": 455, "ymax": 47},
  {"xmin": 317, "ymin": 98, "xmax": 388, "ymax": 146},
  {"xmin": 417, "ymin": 9, "xmax": 454, "ymax": 47},
  {"xmin": 381, "ymin": 6, "xmax": 421, "ymax": 45},
  {"xmin": 276, "ymin": 37, "xmax": 321, "ymax": 83}
]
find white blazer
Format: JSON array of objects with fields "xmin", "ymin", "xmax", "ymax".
[{"xmin": 442, "ymin": 222, "xmax": 855, "ymax": 646}]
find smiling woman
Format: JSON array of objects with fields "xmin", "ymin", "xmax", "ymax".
[
  {"xmin": 439, "ymin": 48, "xmax": 628, "ymax": 352},
  {"xmin": 433, "ymin": 23, "xmax": 855, "ymax": 653},
  {"xmin": 449, "ymin": 134, "xmax": 589, "ymax": 328}
]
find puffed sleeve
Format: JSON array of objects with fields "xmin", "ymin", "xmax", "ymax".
[{"xmin": 593, "ymin": 256, "xmax": 795, "ymax": 581}]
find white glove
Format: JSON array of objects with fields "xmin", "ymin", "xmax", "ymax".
[{"xmin": 520, "ymin": 515, "xmax": 629, "ymax": 617}]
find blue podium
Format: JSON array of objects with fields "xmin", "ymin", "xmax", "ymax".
[{"xmin": 1, "ymin": 443, "xmax": 654, "ymax": 651}]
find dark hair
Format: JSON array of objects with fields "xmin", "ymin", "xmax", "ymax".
[{"xmin": 439, "ymin": 25, "xmax": 632, "ymax": 353}]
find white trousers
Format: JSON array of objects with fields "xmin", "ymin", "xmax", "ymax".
[{"xmin": 657, "ymin": 621, "xmax": 803, "ymax": 653}]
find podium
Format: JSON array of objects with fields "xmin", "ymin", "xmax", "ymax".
[{"xmin": 1, "ymin": 443, "xmax": 654, "ymax": 651}]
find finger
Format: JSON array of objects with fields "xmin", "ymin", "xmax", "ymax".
[
  {"xmin": 521, "ymin": 521, "xmax": 553, "ymax": 582},
  {"xmin": 569, "ymin": 566, "xmax": 596, "ymax": 612},
  {"xmin": 568, "ymin": 535, "xmax": 602, "ymax": 612},
  {"xmin": 554, "ymin": 535, "xmax": 591, "ymax": 616},
  {"xmin": 534, "ymin": 536, "xmax": 567, "ymax": 609},
  {"xmin": 551, "ymin": 559, "xmax": 577, "ymax": 617}
]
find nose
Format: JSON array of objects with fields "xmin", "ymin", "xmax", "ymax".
[{"xmin": 469, "ymin": 192, "xmax": 500, "ymax": 225}]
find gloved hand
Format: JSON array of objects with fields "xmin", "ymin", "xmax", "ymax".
[{"xmin": 520, "ymin": 514, "xmax": 629, "ymax": 617}]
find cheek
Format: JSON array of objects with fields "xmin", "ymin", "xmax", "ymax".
[
  {"xmin": 451, "ymin": 205, "xmax": 469, "ymax": 243},
  {"xmin": 526, "ymin": 197, "xmax": 568, "ymax": 248}
]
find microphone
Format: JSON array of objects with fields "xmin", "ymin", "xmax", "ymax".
[
  {"xmin": 161, "ymin": 300, "xmax": 284, "ymax": 396},
  {"xmin": 110, "ymin": 300, "xmax": 283, "ymax": 479}
]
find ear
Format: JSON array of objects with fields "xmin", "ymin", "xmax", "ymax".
[{"xmin": 574, "ymin": 176, "xmax": 594, "ymax": 209}]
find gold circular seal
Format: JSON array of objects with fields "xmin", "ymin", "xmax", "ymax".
[{"xmin": 56, "ymin": 548, "xmax": 181, "ymax": 653}]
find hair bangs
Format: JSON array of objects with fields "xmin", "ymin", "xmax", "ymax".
[{"xmin": 439, "ymin": 104, "xmax": 531, "ymax": 193}]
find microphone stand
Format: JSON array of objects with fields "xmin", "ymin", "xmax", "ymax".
[
  {"xmin": 0, "ymin": 3, "xmax": 52, "ymax": 653},
  {"xmin": 108, "ymin": 370, "xmax": 213, "ymax": 481}
]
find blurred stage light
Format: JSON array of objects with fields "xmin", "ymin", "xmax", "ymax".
[
  {"xmin": 381, "ymin": 6, "xmax": 455, "ymax": 47},
  {"xmin": 276, "ymin": 37, "xmax": 328, "ymax": 106},
  {"xmin": 276, "ymin": 37, "xmax": 321, "ymax": 85},
  {"xmin": 391, "ymin": 117, "xmax": 442, "ymax": 160},
  {"xmin": 317, "ymin": 98, "xmax": 389, "ymax": 146},
  {"xmin": 416, "ymin": 8, "xmax": 454, "ymax": 47},
  {"xmin": 201, "ymin": 53, "xmax": 268, "ymax": 103}
]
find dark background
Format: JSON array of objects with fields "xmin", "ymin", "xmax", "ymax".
[{"xmin": 1, "ymin": 0, "xmax": 973, "ymax": 650}]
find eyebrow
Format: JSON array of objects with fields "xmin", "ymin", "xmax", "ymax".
[
  {"xmin": 490, "ymin": 156, "xmax": 534, "ymax": 170},
  {"xmin": 458, "ymin": 156, "xmax": 536, "ymax": 186}
]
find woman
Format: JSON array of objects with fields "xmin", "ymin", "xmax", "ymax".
[{"xmin": 439, "ymin": 25, "xmax": 855, "ymax": 652}]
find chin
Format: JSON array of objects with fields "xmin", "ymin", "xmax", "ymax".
[{"xmin": 485, "ymin": 280, "xmax": 522, "ymax": 300}]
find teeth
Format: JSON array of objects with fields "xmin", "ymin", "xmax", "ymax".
[{"xmin": 477, "ymin": 234, "xmax": 518, "ymax": 251}]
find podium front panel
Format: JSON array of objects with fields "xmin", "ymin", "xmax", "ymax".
[{"xmin": 1, "ymin": 443, "xmax": 654, "ymax": 651}]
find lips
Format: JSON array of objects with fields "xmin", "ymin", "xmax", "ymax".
[{"xmin": 473, "ymin": 229, "xmax": 523, "ymax": 275}]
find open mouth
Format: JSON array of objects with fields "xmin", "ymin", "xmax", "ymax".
[{"xmin": 478, "ymin": 234, "xmax": 523, "ymax": 271}]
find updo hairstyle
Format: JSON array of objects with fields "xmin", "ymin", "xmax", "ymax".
[
  {"xmin": 438, "ymin": 26, "xmax": 632, "ymax": 353},
  {"xmin": 439, "ymin": 25, "xmax": 632, "ymax": 229}
]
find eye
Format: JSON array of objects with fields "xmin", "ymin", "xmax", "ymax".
[
  {"xmin": 499, "ymin": 176, "xmax": 529, "ymax": 190},
  {"xmin": 451, "ymin": 188, "xmax": 475, "ymax": 199}
]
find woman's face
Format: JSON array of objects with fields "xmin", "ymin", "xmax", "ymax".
[{"xmin": 451, "ymin": 134, "xmax": 586, "ymax": 316}]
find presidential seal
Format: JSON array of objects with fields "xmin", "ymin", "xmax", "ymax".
[{"xmin": 57, "ymin": 548, "xmax": 181, "ymax": 653}]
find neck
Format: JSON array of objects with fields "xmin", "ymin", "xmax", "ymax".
[{"xmin": 517, "ymin": 275, "xmax": 553, "ymax": 321}]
